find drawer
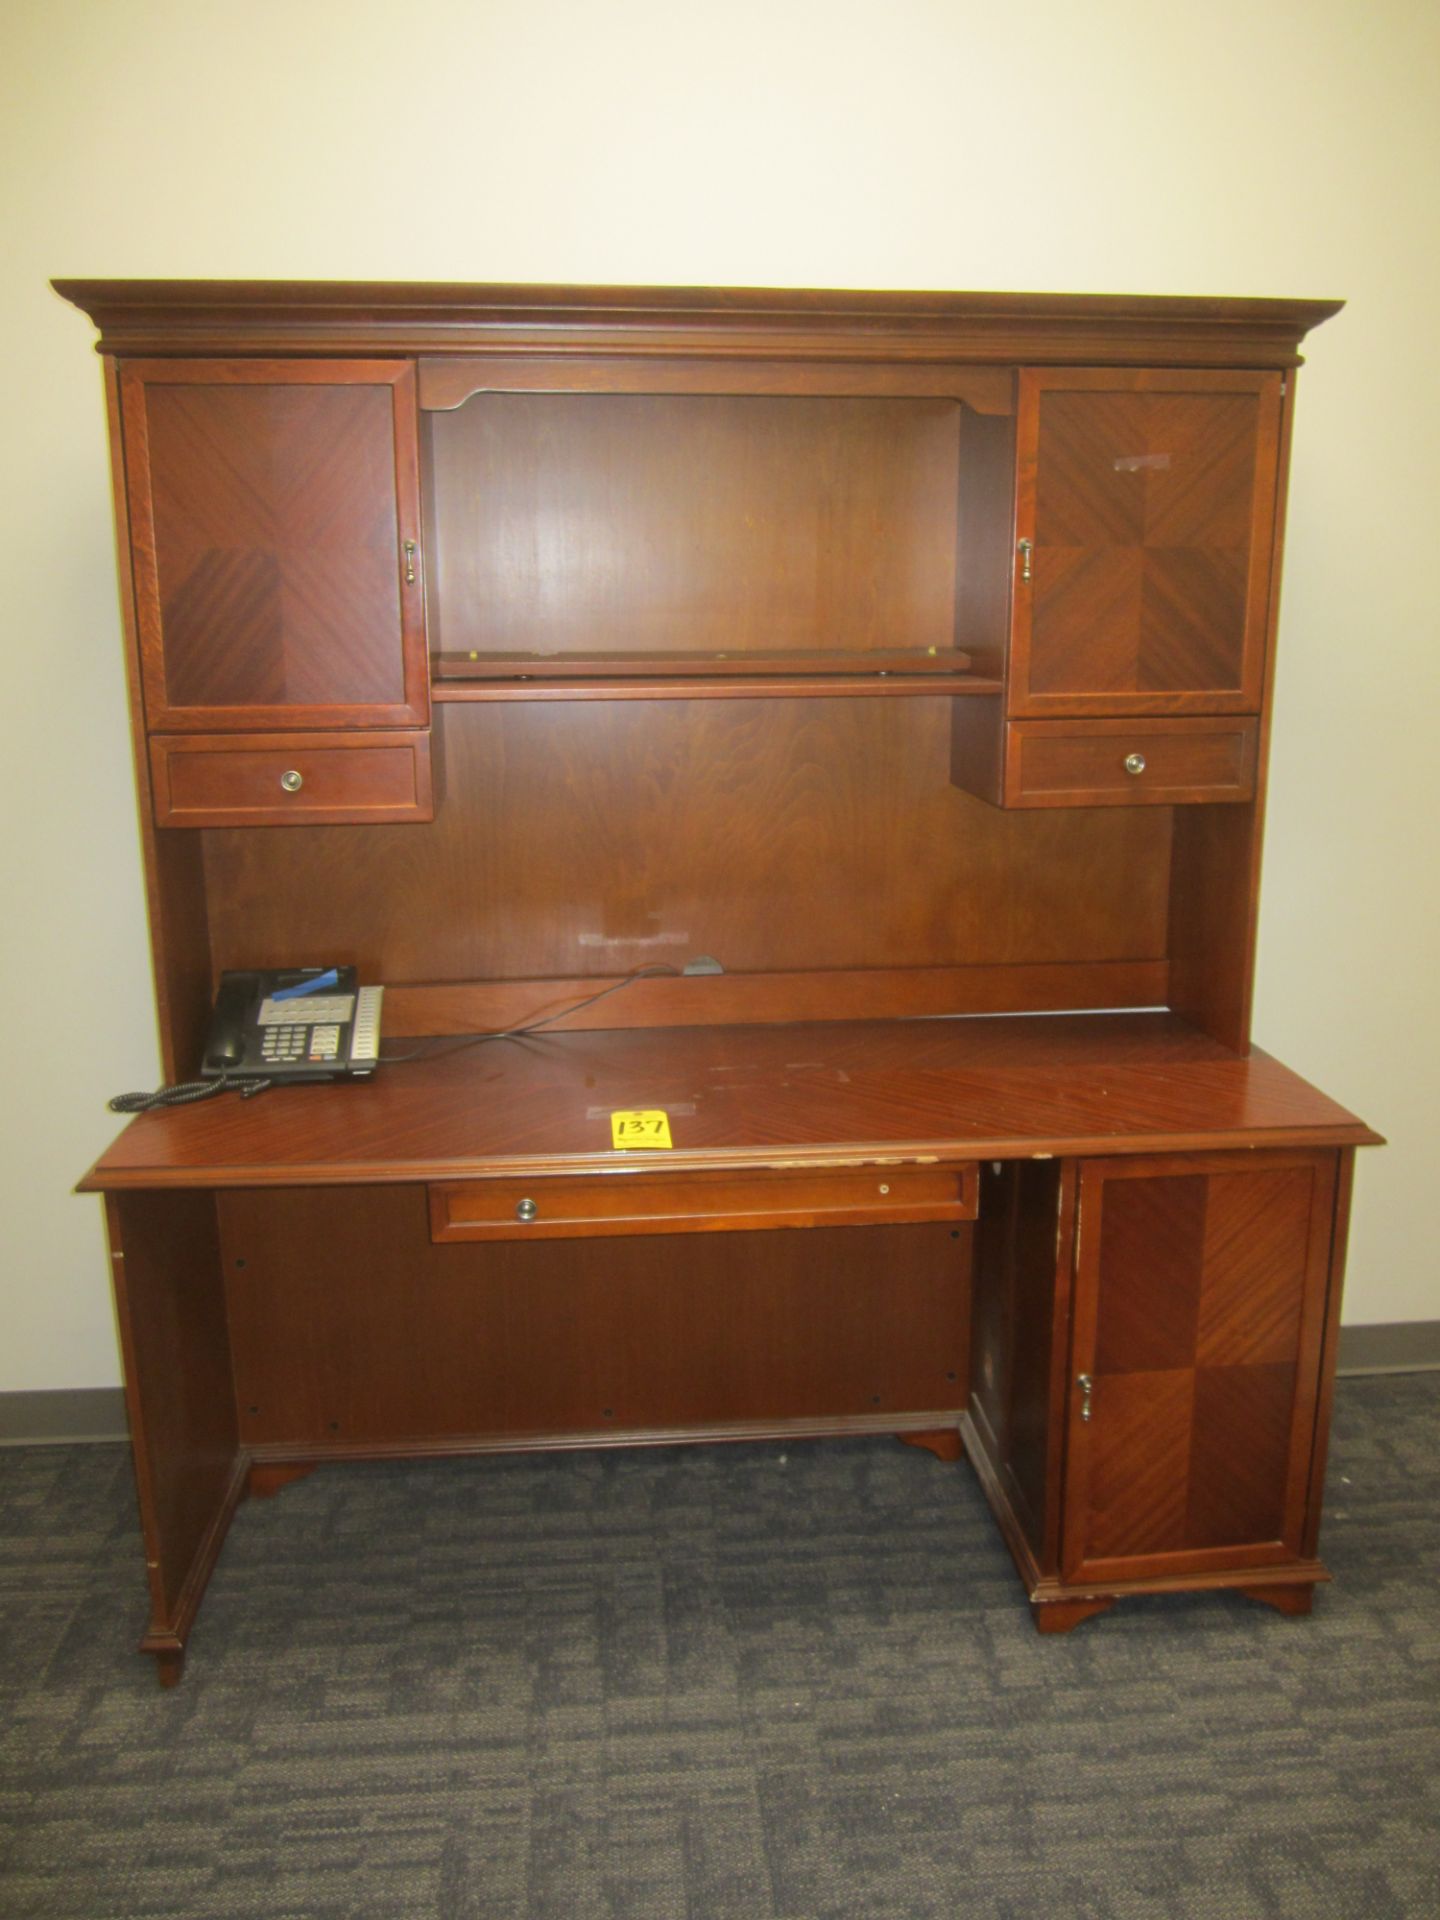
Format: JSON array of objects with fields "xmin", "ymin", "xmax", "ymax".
[
  {"xmin": 1003, "ymin": 718, "xmax": 1258, "ymax": 807},
  {"xmin": 429, "ymin": 1163, "xmax": 980, "ymax": 1243},
  {"xmin": 150, "ymin": 731, "xmax": 433, "ymax": 827}
]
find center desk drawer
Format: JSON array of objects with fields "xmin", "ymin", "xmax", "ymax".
[
  {"xmin": 1004, "ymin": 718, "xmax": 1258, "ymax": 807},
  {"xmin": 429, "ymin": 1164, "xmax": 980, "ymax": 1243}
]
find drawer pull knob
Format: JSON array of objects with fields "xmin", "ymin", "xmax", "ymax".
[
  {"xmin": 515, "ymin": 1197, "xmax": 538, "ymax": 1223},
  {"xmin": 280, "ymin": 769, "xmax": 304, "ymax": 793},
  {"xmin": 1123, "ymin": 752, "xmax": 1146, "ymax": 776}
]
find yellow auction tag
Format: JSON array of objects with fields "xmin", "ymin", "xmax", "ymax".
[{"xmin": 611, "ymin": 1109, "xmax": 673, "ymax": 1149}]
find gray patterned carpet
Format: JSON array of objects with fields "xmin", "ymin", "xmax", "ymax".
[{"xmin": 1, "ymin": 1376, "xmax": 1437, "ymax": 1919}]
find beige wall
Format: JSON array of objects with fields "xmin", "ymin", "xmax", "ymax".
[{"xmin": 2, "ymin": 0, "xmax": 1435, "ymax": 1389}]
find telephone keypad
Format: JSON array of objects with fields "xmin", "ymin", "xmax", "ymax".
[
  {"xmin": 258, "ymin": 1021, "xmax": 346, "ymax": 1067},
  {"xmin": 309, "ymin": 1026, "xmax": 341, "ymax": 1060},
  {"xmin": 260, "ymin": 1024, "xmax": 310, "ymax": 1064}
]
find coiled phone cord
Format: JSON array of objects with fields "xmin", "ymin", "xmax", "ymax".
[{"xmin": 107, "ymin": 1073, "xmax": 273, "ymax": 1114}]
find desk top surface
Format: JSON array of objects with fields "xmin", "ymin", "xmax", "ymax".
[{"xmin": 79, "ymin": 1013, "xmax": 1379, "ymax": 1192}]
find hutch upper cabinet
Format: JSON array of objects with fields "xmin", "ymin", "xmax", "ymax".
[
  {"xmin": 120, "ymin": 358, "xmax": 433, "ymax": 827},
  {"xmin": 121, "ymin": 360, "xmax": 429, "ymax": 731},
  {"xmin": 1012, "ymin": 370, "xmax": 1281, "ymax": 716},
  {"xmin": 950, "ymin": 366, "xmax": 1284, "ymax": 812},
  {"xmin": 57, "ymin": 281, "xmax": 1379, "ymax": 1682}
]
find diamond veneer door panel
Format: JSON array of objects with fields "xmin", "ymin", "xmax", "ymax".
[
  {"xmin": 1062, "ymin": 1152, "xmax": 1336, "ymax": 1585},
  {"xmin": 121, "ymin": 361, "xmax": 428, "ymax": 731},
  {"xmin": 1011, "ymin": 371, "xmax": 1282, "ymax": 717}
]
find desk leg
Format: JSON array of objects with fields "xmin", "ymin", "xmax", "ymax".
[
  {"xmin": 1238, "ymin": 1582, "xmax": 1314, "ymax": 1619},
  {"xmin": 1032, "ymin": 1597, "xmax": 1114, "ymax": 1634},
  {"xmin": 248, "ymin": 1462, "xmax": 317, "ymax": 1500},
  {"xmin": 106, "ymin": 1192, "xmax": 245, "ymax": 1688},
  {"xmin": 897, "ymin": 1429, "xmax": 964, "ymax": 1463}
]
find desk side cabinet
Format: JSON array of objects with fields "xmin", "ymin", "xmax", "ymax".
[{"xmin": 964, "ymin": 1149, "xmax": 1351, "ymax": 1630}]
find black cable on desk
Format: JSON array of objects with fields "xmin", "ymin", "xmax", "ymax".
[
  {"xmin": 378, "ymin": 963, "xmax": 682, "ymax": 1066},
  {"xmin": 106, "ymin": 967, "xmax": 681, "ymax": 1108},
  {"xmin": 107, "ymin": 1073, "xmax": 273, "ymax": 1113}
]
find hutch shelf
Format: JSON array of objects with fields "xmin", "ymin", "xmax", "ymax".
[{"xmin": 57, "ymin": 277, "xmax": 1379, "ymax": 1685}]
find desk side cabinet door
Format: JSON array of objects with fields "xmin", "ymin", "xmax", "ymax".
[
  {"xmin": 1010, "ymin": 370, "xmax": 1283, "ymax": 718},
  {"xmin": 1061, "ymin": 1150, "xmax": 1337, "ymax": 1587},
  {"xmin": 119, "ymin": 360, "xmax": 428, "ymax": 732}
]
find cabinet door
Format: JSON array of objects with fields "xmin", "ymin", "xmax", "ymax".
[
  {"xmin": 120, "ymin": 360, "xmax": 428, "ymax": 731},
  {"xmin": 1062, "ymin": 1151, "xmax": 1336, "ymax": 1586},
  {"xmin": 1010, "ymin": 370, "xmax": 1282, "ymax": 717}
]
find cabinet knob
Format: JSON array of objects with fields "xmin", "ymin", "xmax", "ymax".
[
  {"xmin": 515, "ymin": 1197, "xmax": 538, "ymax": 1223},
  {"xmin": 1123, "ymin": 752, "xmax": 1146, "ymax": 777},
  {"xmin": 280, "ymin": 769, "xmax": 304, "ymax": 793},
  {"xmin": 1078, "ymin": 1373, "xmax": 1094, "ymax": 1422}
]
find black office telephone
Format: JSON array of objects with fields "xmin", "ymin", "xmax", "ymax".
[{"xmin": 201, "ymin": 967, "xmax": 383, "ymax": 1081}]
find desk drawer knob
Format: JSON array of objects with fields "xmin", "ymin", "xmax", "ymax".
[
  {"xmin": 1123, "ymin": 752, "xmax": 1146, "ymax": 777},
  {"xmin": 280, "ymin": 769, "xmax": 304, "ymax": 793},
  {"xmin": 515, "ymin": 1197, "xmax": 538, "ymax": 1223}
]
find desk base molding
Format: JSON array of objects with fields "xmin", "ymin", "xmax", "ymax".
[
  {"xmin": 244, "ymin": 1408, "xmax": 968, "ymax": 1468},
  {"xmin": 1026, "ymin": 1564, "xmax": 1331, "ymax": 1632}
]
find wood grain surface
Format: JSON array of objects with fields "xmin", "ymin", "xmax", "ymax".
[
  {"xmin": 150, "ymin": 730, "xmax": 433, "ymax": 827},
  {"xmin": 222, "ymin": 1190, "xmax": 970, "ymax": 1448},
  {"xmin": 199, "ymin": 698, "xmax": 1173, "ymax": 987},
  {"xmin": 1061, "ymin": 1150, "xmax": 1339, "ymax": 1584},
  {"xmin": 424, "ymin": 392, "xmax": 967, "ymax": 662},
  {"xmin": 79, "ymin": 1013, "xmax": 1380, "ymax": 1191},
  {"xmin": 1009, "ymin": 370, "xmax": 1281, "ymax": 717},
  {"xmin": 119, "ymin": 360, "xmax": 429, "ymax": 732}
]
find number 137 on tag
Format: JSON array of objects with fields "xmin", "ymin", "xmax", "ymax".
[{"xmin": 610, "ymin": 1109, "xmax": 673, "ymax": 1149}]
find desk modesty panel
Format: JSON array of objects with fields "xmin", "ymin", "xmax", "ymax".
[{"xmin": 56, "ymin": 280, "xmax": 1377, "ymax": 1683}]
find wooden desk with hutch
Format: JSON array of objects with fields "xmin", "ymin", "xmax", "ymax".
[{"xmin": 57, "ymin": 279, "xmax": 1381, "ymax": 1685}]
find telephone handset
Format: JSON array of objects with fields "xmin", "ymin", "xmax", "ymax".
[{"xmin": 201, "ymin": 967, "xmax": 383, "ymax": 1081}]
